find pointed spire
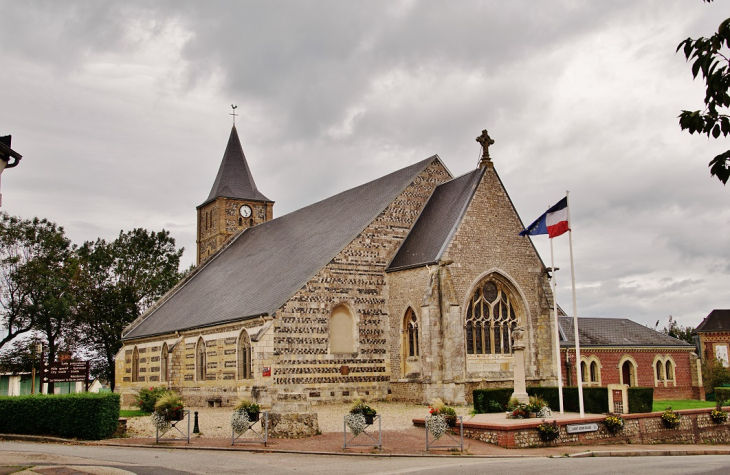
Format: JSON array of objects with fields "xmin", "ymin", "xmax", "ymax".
[{"xmin": 201, "ymin": 126, "xmax": 271, "ymax": 206}]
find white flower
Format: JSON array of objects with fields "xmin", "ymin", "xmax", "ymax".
[
  {"xmin": 151, "ymin": 411, "xmax": 171, "ymax": 432},
  {"xmin": 345, "ymin": 413, "xmax": 367, "ymax": 436},
  {"xmin": 231, "ymin": 409, "xmax": 251, "ymax": 434},
  {"xmin": 426, "ymin": 414, "xmax": 448, "ymax": 440}
]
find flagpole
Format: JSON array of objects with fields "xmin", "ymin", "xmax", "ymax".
[
  {"xmin": 550, "ymin": 238, "xmax": 564, "ymax": 414},
  {"xmin": 566, "ymin": 190, "xmax": 584, "ymax": 418}
]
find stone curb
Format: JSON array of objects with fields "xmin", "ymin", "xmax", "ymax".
[{"xmin": 568, "ymin": 449, "xmax": 730, "ymax": 458}]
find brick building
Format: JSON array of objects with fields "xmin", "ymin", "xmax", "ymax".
[
  {"xmin": 560, "ymin": 317, "xmax": 704, "ymax": 400},
  {"xmin": 693, "ymin": 309, "xmax": 730, "ymax": 367},
  {"xmin": 116, "ymin": 127, "xmax": 560, "ymax": 407}
]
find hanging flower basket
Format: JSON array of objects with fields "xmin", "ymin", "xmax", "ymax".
[
  {"xmin": 151, "ymin": 411, "xmax": 172, "ymax": 433},
  {"xmin": 445, "ymin": 415, "xmax": 457, "ymax": 427},
  {"xmin": 166, "ymin": 408, "xmax": 185, "ymax": 422},
  {"xmin": 661, "ymin": 408, "xmax": 681, "ymax": 429},
  {"xmin": 231, "ymin": 409, "xmax": 251, "ymax": 435},
  {"xmin": 345, "ymin": 413, "xmax": 367, "ymax": 436},
  {"xmin": 604, "ymin": 414, "xmax": 625, "ymax": 432},
  {"xmin": 426, "ymin": 414, "xmax": 448, "ymax": 440},
  {"xmin": 536, "ymin": 420, "xmax": 560, "ymax": 442},
  {"xmin": 710, "ymin": 408, "xmax": 728, "ymax": 424}
]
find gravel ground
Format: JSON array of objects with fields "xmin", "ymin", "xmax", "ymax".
[{"xmin": 125, "ymin": 402, "xmax": 473, "ymax": 438}]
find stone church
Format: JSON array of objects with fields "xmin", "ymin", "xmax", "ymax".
[{"xmin": 116, "ymin": 126, "xmax": 559, "ymax": 407}]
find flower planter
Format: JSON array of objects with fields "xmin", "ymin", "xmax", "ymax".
[
  {"xmin": 364, "ymin": 414, "xmax": 375, "ymax": 425},
  {"xmin": 528, "ymin": 412, "xmax": 537, "ymax": 419},
  {"xmin": 166, "ymin": 409, "xmax": 185, "ymax": 422},
  {"xmin": 539, "ymin": 432, "xmax": 559, "ymax": 442},
  {"xmin": 248, "ymin": 411, "xmax": 260, "ymax": 423},
  {"xmin": 445, "ymin": 416, "xmax": 457, "ymax": 427}
]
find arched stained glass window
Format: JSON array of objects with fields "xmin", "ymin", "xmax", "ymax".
[
  {"xmin": 238, "ymin": 330, "xmax": 252, "ymax": 379},
  {"xmin": 404, "ymin": 308, "xmax": 419, "ymax": 357},
  {"xmin": 465, "ymin": 279, "xmax": 519, "ymax": 355}
]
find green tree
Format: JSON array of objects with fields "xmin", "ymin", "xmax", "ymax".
[
  {"xmin": 0, "ymin": 213, "xmax": 79, "ymax": 364},
  {"xmin": 656, "ymin": 315, "xmax": 695, "ymax": 344},
  {"xmin": 677, "ymin": 1, "xmax": 730, "ymax": 184},
  {"xmin": 76, "ymin": 229, "xmax": 183, "ymax": 390}
]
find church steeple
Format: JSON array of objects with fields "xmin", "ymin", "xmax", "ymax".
[
  {"xmin": 201, "ymin": 126, "xmax": 271, "ymax": 206},
  {"xmin": 196, "ymin": 125, "xmax": 274, "ymax": 265}
]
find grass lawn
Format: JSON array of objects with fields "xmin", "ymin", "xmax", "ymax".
[
  {"xmin": 119, "ymin": 409, "xmax": 150, "ymax": 418},
  {"xmin": 652, "ymin": 399, "xmax": 716, "ymax": 412}
]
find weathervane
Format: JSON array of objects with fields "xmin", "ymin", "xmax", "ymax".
[{"xmin": 230, "ymin": 104, "xmax": 239, "ymax": 126}]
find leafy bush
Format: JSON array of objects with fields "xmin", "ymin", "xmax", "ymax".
[
  {"xmin": 0, "ymin": 393, "xmax": 120, "ymax": 440},
  {"xmin": 234, "ymin": 398, "xmax": 260, "ymax": 414},
  {"xmin": 136, "ymin": 386, "xmax": 167, "ymax": 413},
  {"xmin": 715, "ymin": 387, "xmax": 730, "ymax": 405},
  {"xmin": 628, "ymin": 387, "xmax": 654, "ymax": 413},
  {"xmin": 473, "ymin": 388, "xmax": 513, "ymax": 413}
]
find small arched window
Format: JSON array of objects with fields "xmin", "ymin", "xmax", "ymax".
[
  {"xmin": 131, "ymin": 347, "xmax": 139, "ymax": 382},
  {"xmin": 656, "ymin": 360, "xmax": 664, "ymax": 381},
  {"xmin": 620, "ymin": 358, "xmax": 636, "ymax": 387},
  {"xmin": 161, "ymin": 343, "xmax": 169, "ymax": 383},
  {"xmin": 665, "ymin": 360, "xmax": 674, "ymax": 381},
  {"xmin": 330, "ymin": 304, "xmax": 355, "ymax": 354},
  {"xmin": 465, "ymin": 279, "xmax": 519, "ymax": 355},
  {"xmin": 590, "ymin": 361, "xmax": 599, "ymax": 383},
  {"xmin": 238, "ymin": 330, "xmax": 252, "ymax": 380},
  {"xmin": 238, "ymin": 217, "xmax": 243, "ymax": 226},
  {"xmin": 580, "ymin": 361, "xmax": 588, "ymax": 383},
  {"xmin": 196, "ymin": 338, "xmax": 206, "ymax": 381},
  {"xmin": 249, "ymin": 218, "xmax": 254, "ymax": 227},
  {"xmin": 404, "ymin": 308, "xmax": 419, "ymax": 357}
]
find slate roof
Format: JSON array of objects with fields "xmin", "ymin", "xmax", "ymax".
[
  {"xmin": 124, "ymin": 156, "xmax": 443, "ymax": 340},
  {"xmin": 388, "ymin": 167, "xmax": 485, "ymax": 271},
  {"xmin": 199, "ymin": 126, "xmax": 271, "ymax": 207},
  {"xmin": 694, "ymin": 309, "xmax": 730, "ymax": 333},
  {"xmin": 559, "ymin": 317, "xmax": 692, "ymax": 347}
]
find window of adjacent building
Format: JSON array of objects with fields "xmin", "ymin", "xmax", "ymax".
[
  {"xmin": 465, "ymin": 279, "xmax": 519, "ymax": 355},
  {"xmin": 238, "ymin": 330, "xmax": 252, "ymax": 379},
  {"xmin": 404, "ymin": 308, "xmax": 419, "ymax": 357},
  {"xmin": 665, "ymin": 360, "xmax": 674, "ymax": 381},
  {"xmin": 716, "ymin": 344, "xmax": 729, "ymax": 367},
  {"xmin": 330, "ymin": 304, "xmax": 355, "ymax": 354},
  {"xmin": 161, "ymin": 343, "xmax": 169, "ymax": 383},
  {"xmin": 131, "ymin": 347, "xmax": 139, "ymax": 382},
  {"xmin": 655, "ymin": 360, "xmax": 664, "ymax": 381},
  {"xmin": 581, "ymin": 361, "xmax": 588, "ymax": 383},
  {"xmin": 590, "ymin": 361, "xmax": 599, "ymax": 383},
  {"xmin": 196, "ymin": 338, "xmax": 206, "ymax": 381}
]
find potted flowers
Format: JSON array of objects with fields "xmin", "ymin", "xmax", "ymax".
[
  {"xmin": 155, "ymin": 391, "xmax": 185, "ymax": 421},
  {"xmin": 661, "ymin": 407, "xmax": 681, "ymax": 429},
  {"xmin": 151, "ymin": 390, "xmax": 184, "ymax": 432},
  {"xmin": 235, "ymin": 398, "xmax": 261, "ymax": 422},
  {"xmin": 710, "ymin": 404, "xmax": 728, "ymax": 424},
  {"xmin": 604, "ymin": 413, "xmax": 625, "ymax": 432},
  {"xmin": 429, "ymin": 398, "xmax": 458, "ymax": 427},
  {"xmin": 350, "ymin": 400, "xmax": 377, "ymax": 425},
  {"xmin": 527, "ymin": 396, "xmax": 547, "ymax": 418},
  {"xmin": 536, "ymin": 419, "xmax": 560, "ymax": 442}
]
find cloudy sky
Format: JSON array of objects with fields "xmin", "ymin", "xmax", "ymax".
[{"xmin": 1, "ymin": 1, "xmax": 727, "ymax": 329}]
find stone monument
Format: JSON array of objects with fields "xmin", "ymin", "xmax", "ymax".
[
  {"xmin": 510, "ymin": 326, "xmax": 529, "ymax": 404},
  {"xmin": 268, "ymin": 392, "xmax": 320, "ymax": 438}
]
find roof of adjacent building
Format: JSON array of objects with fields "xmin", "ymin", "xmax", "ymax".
[
  {"xmin": 388, "ymin": 167, "xmax": 485, "ymax": 271},
  {"xmin": 199, "ymin": 126, "xmax": 271, "ymax": 207},
  {"xmin": 559, "ymin": 317, "xmax": 692, "ymax": 347},
  {"xmin": 124, "ymin": 155, "xmax": 444, "ymax": 340},
  {"xmin": 694, "ymin": 309, "xmax": 730, "ymax": 333}
]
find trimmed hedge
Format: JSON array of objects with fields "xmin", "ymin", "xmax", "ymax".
[
  {"xmin": 627, "ymin": 387, "xmax": 653, "ymax": 413},
  {"xmin": 715, "ymin": 387, "xmax": 730, "ymax": 405},
  {"xmin": 473, "ymin": 387, "xmax": 610, "ymax": 414},
  {"xmin": 473, "ymin": 388, "xmax": 514, "ymax": 413},
  {"xmin": 527, "ymin": 386, "xmax": 608, "ymax": 414},
  {"xmin": 0, "ymin": 392, "xmax": 120, "ymax": 440}
]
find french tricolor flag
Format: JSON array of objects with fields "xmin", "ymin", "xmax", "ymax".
[{"xmin": 519, "ymin": 197, "xmax": 570, "ymax": 238}]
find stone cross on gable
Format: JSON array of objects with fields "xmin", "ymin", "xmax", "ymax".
[{"xmin": 476, "ymin": 129, "xmax": 495, "ymax": 161}]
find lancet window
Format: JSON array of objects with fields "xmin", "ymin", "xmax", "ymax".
[{"xmin": 465, "ymin": 279, "xmax": 519, "ymax": 355}]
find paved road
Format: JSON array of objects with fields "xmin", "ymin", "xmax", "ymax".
[{"xmin": 1, "ymin": 441, "xmax": 730, "ymax": 475}]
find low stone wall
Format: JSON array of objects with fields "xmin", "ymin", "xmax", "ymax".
[{"xmin": 415, "ymin": 407, "xmax": 730, "ymax": 449}]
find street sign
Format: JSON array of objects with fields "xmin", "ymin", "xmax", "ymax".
[
  {"xmin": 41, "ymin": 361, "xmax": 89, "ymax": 383},
  {"xmin": 566, "ymin": 422, "xmax": 599, "ymax": 434}
]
